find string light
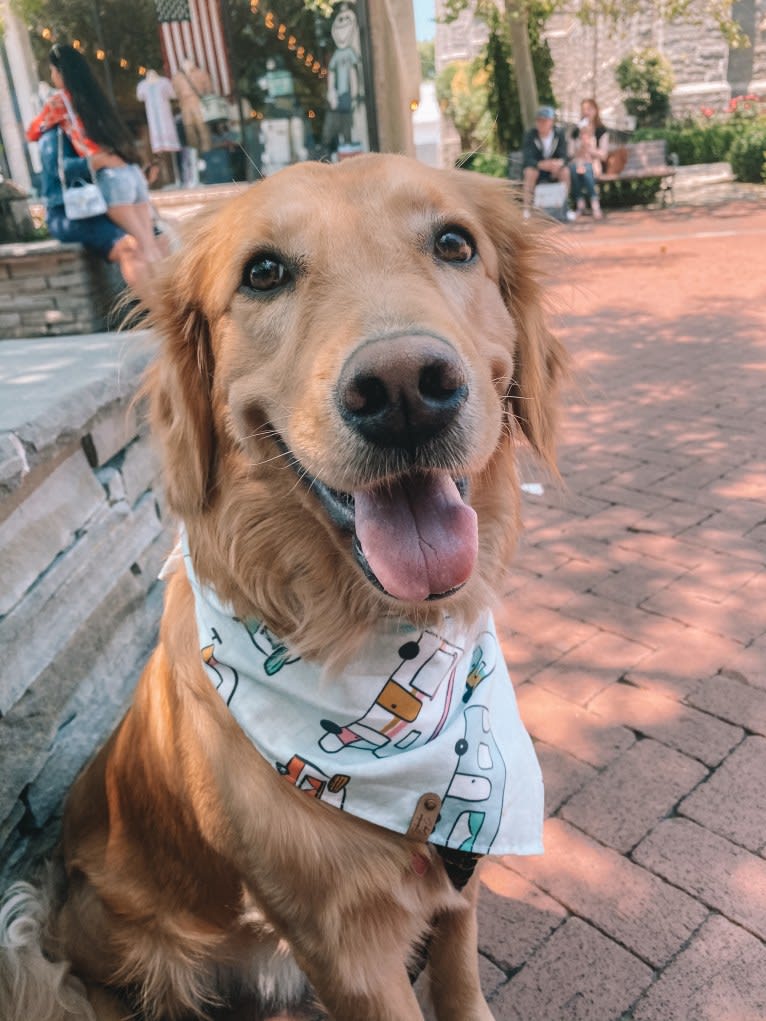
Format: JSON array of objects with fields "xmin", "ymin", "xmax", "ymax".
[{"xmin": 250, "ymin": 7, "xmax": 326, "ymax": 78}]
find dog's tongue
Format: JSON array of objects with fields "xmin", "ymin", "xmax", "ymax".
[{"xmin": 354, "ymin": 473, "xmax": 478, "ymax": 602}]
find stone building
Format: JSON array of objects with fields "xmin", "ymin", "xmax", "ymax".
[{"xmin": 433, "ymin": 0, "xmax": 766, "ymax": 151}]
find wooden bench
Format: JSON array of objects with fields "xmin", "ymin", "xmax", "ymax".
[{"xmin": 599, "ymin": 139, "xmax": 678, "ymax": 206}]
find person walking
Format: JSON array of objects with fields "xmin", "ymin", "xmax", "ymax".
[
  {"xmin": 568, "ymin": 97, "xmax": 609, "ymax": 220},
  {"xmin": 27, "ymin": 44, "xmax": 163, "ymax": 292}
]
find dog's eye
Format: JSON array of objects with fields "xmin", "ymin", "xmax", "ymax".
[
  {"xmin": 243, "ymin": 256, "xmax": 290, "ymax": 293},
  {"xmin": 434, "ymin": 229, "xmax": 476, "ymax": 264}
]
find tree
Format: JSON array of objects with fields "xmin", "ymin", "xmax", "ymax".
[
  {"xmin": 418, "ymin": 39, "xmax": 435, "ymax": 80},
  {"xmin": 436, "ymin": 57, "xmax": 495, "ymax": 152},
  {"xmin": 615, "ymin": 47, "xmax": 675, "ymax": 127}
]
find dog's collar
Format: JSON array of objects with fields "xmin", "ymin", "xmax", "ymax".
[{"xmin": 176, "ymin": 531, "xmax": 544, "ymax": 859}]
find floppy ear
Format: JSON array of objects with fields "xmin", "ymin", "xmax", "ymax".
[
  {"xmin": 458, "ymin": 172, "xmax": 567, "ymax": 469},
  {"xmin": 143, "ymin": 245, "xmax": 218, "ymax": 519}
]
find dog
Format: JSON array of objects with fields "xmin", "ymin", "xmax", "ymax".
[{"xmin": 0, "ymin": 154, "xmax": 564, "ymax": 1021}]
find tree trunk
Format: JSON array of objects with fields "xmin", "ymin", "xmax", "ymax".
[{"xmin": 505, "ymin": 0, "xmax": 538, "ymax": 130}]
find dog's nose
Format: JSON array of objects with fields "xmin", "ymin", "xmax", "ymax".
[{"xmin": 337, "ymin": 335, "xmax": 468, "ymax": 448}]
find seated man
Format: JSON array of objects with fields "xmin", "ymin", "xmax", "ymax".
[{"xmin": 521, "ymin": 105, "xmax": 571, "ymax": 219}]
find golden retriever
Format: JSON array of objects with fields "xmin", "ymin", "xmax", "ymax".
[{"xmin": 0, "ymin": 154, "xmax": 564, "ymax": 1021}]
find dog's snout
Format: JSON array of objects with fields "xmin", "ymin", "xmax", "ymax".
[{"xmin": 337, "ymin": 335, "xmax": 468, "ymax": 448}]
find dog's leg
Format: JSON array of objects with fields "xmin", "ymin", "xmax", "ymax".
[
  {"xmin": 291, "ymin": 943, "xmax": 424, "ymax": 1021},
  {"xmin": 425, "ymin": 884, "xmax": 494, "ymax": 1021}
]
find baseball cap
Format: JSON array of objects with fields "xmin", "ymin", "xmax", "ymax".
[{"xmin": 535, "ymin": 106, "xmax": 555, "ymax": 120}]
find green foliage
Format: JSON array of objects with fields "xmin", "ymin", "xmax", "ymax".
[
  {"xmin": 599, "ymin": 176, "xmax": 663, "ymax": 207},
  {"xmin": 728, "ymin": 124, "xmax": 766, "ymax": 182},
  {"xmin": 458, "ymin": 151, "xmax": 509, "ymax": 177},
  {"xmin": 436, "ymin": 58, "xmax": 495, "ymax": 153},
  {"xmin": 483, "ymin": 1, "xmax": 554, "ymax": 153},
  {"xmin": 633, "ymin": 122, "xmax": 737, "ymax": 164},
  {"xmin": 615, "ymin": 47, "xmax": 675, "ymax": 128},
  {"xmin": 418, "ymin": 40, "xmax": 435, "ymax": 81}
]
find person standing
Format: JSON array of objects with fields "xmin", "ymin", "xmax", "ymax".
[
  {"xmin": 521, "ymin": 105, "xmax": 571, "ymax": 220},
  {"xmin": 27, "ymin": 44, "xmax": 163, "ymax": 292},
  {"xmin": 568, "ymin": 97, "xmax": 609, "ymax": 220}
]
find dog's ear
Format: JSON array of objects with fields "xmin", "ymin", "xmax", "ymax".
[
  {"xmin": 458, "ymin": 171, "xmax": 567, "ymax": 468},
  {"xmin": 143, "ymin": 225, "xmax": 219, "ymax": 519}
]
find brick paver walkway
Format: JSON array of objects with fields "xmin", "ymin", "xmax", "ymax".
[{"xmin": 477, "ymin": 198, "xmax": 766, "ymax": 1020}]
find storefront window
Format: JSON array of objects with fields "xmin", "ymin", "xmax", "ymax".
[{"xmin": 227, "ymin": 0, "xmax": 373, "ymax": 176}]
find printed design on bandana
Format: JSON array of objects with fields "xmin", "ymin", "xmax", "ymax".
[
  {"xmin": 432, "ymin": 704, "xmax": 506, "ymax": 853},
  {"xmin": 318, "ymin": 631, "xmax": 462, "ymax": 758},
  {"xmin": 241, "ymin": 618, "xmax": 300, "ymax": 676},
  {"xmin": 202, "ymin": 628, "xmax": 238, "ymax": 705},
  {"xmin": 181, "ymin": 533, "xmax": 544, "ymax": 858},
  {"xmin": 276, "ymin": 754, "xmax": 351, "ymax": 809},
  {"xmin": 462, "ymin": 631, "xmax": 496, "ymax": 704}
]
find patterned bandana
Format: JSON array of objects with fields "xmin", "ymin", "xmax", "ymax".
[{"xmin": 179, "ymin": 542, "xmax": 544, "ymax": 858}]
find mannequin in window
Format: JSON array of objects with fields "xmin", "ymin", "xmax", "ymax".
[
  {"xmin": 137, "ymin": 69, "xmax": 180, "ymax": 156},
  {"xmin": 172, "ymin": 57, "xmax": 212, "ymax": 154}
]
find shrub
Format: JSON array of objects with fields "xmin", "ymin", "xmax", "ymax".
[
  {"xmin": 728, "ymin": 124, "xmax": 766, "ymax": 182},
  {"xmin": 633, "ymin": 122, "xmax": 737, "ymax": 165},
  {"xmin": 616, "ymin": 48, "xmax": 675, "ymax": 128},
  {"xmin": 459, "ymin": 151, "xmax": 509, "ymax": 178},
  {"xmin": 599, "ymin": 177, "xmax": 663, "ymax": 208}
]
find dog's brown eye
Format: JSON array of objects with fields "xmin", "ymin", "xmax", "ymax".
[
  {"xmin": 434, "ymin": 229, "xmax": 475, "ymax": 264},
  {"xmin": 243, "ymin": 256, "xmax": 290, "ymax": 293}
]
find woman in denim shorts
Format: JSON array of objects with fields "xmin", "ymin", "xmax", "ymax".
[{"xmin": 28, "ymin": 44, "xmax": 163, "ymax": 293}]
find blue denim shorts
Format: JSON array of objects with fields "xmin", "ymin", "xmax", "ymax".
[
  {"xmin": 47, "ymin": 206, "xmax": 126, "ymax": 259},
  {"xmin": 96, "ymin": 164, "xmax": 150, "ymax": 207}
]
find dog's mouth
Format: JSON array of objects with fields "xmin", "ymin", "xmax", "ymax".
[{"xmin": 271, "ymin": 434, "xmax": 478, "ymax": 602}]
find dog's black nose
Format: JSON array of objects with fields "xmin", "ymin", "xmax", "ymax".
[{"xmin": 337, "ymin": 335, "xmax": 468, "ymax": 449}]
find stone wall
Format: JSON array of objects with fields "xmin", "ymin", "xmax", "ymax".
[
  {"xmin": 546, "ymin": 0, "xmax": 766, "ymax": 126},
  {"xmin": 0, "ymin": 240, "xmax": 124, "ymax": 341},
  {"xmin": 0, "ymin": 331, "xmax": 173, "ymax": 887}
]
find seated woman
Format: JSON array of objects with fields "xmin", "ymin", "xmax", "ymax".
[
  {"xmin": 27, "ymin": 44, "xmax": 163, "ymax": 294},
  {"xmin": 569, "ymin": 97, "xmax": 609, "ymax": 220},
  {"xmin": 35, "ymin": 125, "xmax": 145, "ymax": 292}
]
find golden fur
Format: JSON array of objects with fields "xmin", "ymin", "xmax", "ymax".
[{"xmin": 0, "ymin": 154, "xmax": 564, "ymax": 1021}]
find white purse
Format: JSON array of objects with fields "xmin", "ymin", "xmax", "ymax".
[{"xmin": 56, "ymin": 94, "xmax": 108, "ymax": 221}]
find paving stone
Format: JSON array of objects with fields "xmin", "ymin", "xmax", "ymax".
[
  {"xmin": 679, "ymin": 736, "xmax": 766, "ymax": 854},
  {"xmin": 641, "ymin": 583, "xmax": 764, "ymax": 645},
  {"xmin": 495, "ymin": 601, "xmax": 598, "ymax": 656},
  {"xmin": 561, "ymin": 739, "xmax": 708, "ymax": 852},
  {"xmin": 477, "ymin": 861, "xmax": 566, "ymax": 972},
  {"xmin": 516, "ymin": 683, "xmax": 635, "ymax": 768},
  {"xmin": 490, "ymin": 917, "xmax": 653, "ymax": 1021},
  {"xmin": 558, "ymin": 591, "xmax": 687, "ymax": 647},
  {"xmin": 625, "ymin": 633, "xmax": 745, "ymax": 699},
  {"xmin": 535, "ymin": 742, "xmax": 598, "ymax": 816},
  {"xmin": 687, "ymin": 671, "xmax": 766, "ymax": 737},
  {"xmin": 720, "ymin": 640, "xmax": 766, "ymax": 690},
  {"xmin": 531, "ymin": 629, "xmax": 652, "ymax": 705},
  {"xmin": 588, "ymin": 680, "xmax": 743, "ymax": 766},
  {"xmin": 633, "ymin": 818, "xmax": 766, "ymax": 938},
  {"xmin": 506, "ymin": 819, "xmax": 707, "ymax": 967},
  {"xmin": 632, "ymin": 914, "xmax": 766, "ymax": 1021}
]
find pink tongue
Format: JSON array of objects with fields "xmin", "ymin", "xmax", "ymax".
[{"xmin": 353, "ymin": 474, "xmax": 478, "ymax": 602}]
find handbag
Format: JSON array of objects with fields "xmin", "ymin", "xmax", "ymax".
[
  {"xmin": 56, "ymin": 93, "xmax": 108, "ymax": 220},
  {"xmin": 181, "ymin": 70, "xmax": 228, "ymax": 124},
  {"xmin": 199, "ymin": 93, "xmax": 229, "ymax": 124}
]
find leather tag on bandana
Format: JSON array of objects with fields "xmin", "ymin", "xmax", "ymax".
[{"xmin": 407, "ymin": 793, "xmax": 442, "ymax": 841}]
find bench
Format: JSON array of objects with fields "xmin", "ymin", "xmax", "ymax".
[{"xmin": 599, "ymin": 139, "xmax": 678, "ymax": 206}]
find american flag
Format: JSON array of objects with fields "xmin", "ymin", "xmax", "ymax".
[{"xmin": 154, "ymin": 0, "xmax": 232, "ymax": 97}]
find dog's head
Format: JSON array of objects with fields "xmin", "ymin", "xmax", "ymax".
[{"xmin": 147, "ymin": 155, "xmax": 565, "ymax": 653}]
